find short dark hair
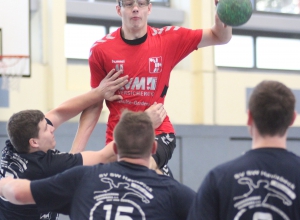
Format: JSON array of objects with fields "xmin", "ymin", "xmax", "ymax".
[
  {"xmin": 249, "ymin": 80, "xmax": 295, "ymax": 137},
  {"xmin": 114, "ymin": 110, "xmax": 154, "ymax": 159},
  {"xmin": 7, "ymin": 110, "xmax": 45, "ymax": 153}
]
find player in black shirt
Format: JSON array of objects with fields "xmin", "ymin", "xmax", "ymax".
[
  {"xmin": 0, "ymin": 110, "xmax": 195, "ymax": 220},
  {"xmin": 0, "ymin": 69, "xmax": 128, "ymax": 220},
  {"xmin": 187, "ymin": 80, "xmax": 300, "ymax": 220}
]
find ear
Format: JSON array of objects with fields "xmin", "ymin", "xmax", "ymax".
[
  {"xmin": 116, "ymin": 5, "xmax": 122, "ymax": 17},
  {"xmin": 290, "ymin": 111, "xmax": 297, "ymax": 126},
  {"xmin": 147, "ymin": 3, "xmax": 152, "ymax": 15},
  {"xmin": 151, "ymin": 141, "xmax": 157, "ymax": 155},
  {"xmin": 113, "ymin": 142, "xmax": 118, "ymax": 155},
  {"xmin": 29, "ymin": 138, "xmax": 39, "ymax": 149},
  {"xmin": 247, "ymin": 110, "xmax": 253, "ymax": 126}
]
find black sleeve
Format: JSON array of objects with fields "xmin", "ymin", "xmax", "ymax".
[
  {"xmin": 31, "ymin": 166, "xmax": 87, "ymax": 215},
  {"xmin": 43, "ymin": 150, "xmax": 83, "ymax": 177}
]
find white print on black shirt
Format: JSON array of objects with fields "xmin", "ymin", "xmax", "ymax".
[
  {"xmin": 40, "ymin": 212, "xmax": 55, "ymax": 220},
  {"xmin": 1, "ymin": 148, "xmax": 28, "ymax": 178},
  {"xmin": 233, "ymin": 170, "xmax": 296, "ymax": 220},
  {"xmin": 89, "ymin": 174, "xmax": 153, "ymax": 220}
]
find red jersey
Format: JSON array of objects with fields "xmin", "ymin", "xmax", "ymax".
[{"xmin": 89, "ymin": 25, "xmax": 203, "ymax": 144}]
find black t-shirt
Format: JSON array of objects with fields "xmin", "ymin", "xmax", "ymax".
[
  {"xmin": 31, "ymin": 161, "xmax": 196, "ymax": 220},
  {"xmin": 187, "ymin": 148, "xmax": 300, "ymax": 220},
  {"xmin": 0, "ymin": 139, "xmax": 83, "ymax": 220}
]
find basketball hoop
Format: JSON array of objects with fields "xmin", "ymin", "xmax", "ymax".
[{"xmin": 0, "ymin": 55, "xmax": 29, "ymax": 91}]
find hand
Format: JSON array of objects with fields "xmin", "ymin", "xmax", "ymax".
[
  {"xmin": 145, "ymin": 102, "xmax": 167, "ymax": 129},
  {"xmin": 215, "ymin": 13, "xmax": 227, "ymax": 28},
  {"xmin": 98, "ymin": 69, "xmax": 128, "ymax": 101}
]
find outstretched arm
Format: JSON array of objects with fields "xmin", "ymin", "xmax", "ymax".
[
  {"xmin": 71, "ymin": 70, "xmax": 128, "ymax": 154},
  {"xmin": 0, "ymin": 178, "xmax": 34, "ymax": 205},
  {"xmin": 198, "ymin": 1, "xmax": 232, "ymax": 48},
  {"xmin": 45, "ymin": 69, "xmax": 128, "ymax": 130},
  {"xmin": 81, "ymin": 141, "xmax": 116, "ymax": 165},
  {"xmin": 70, "ymin": 101, "xmax": 103, "ymax": 154}
]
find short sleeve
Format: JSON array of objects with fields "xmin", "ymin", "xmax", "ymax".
[
  {"xmin": 31, "ymin": 166, "xmax": 87, "ymax": 215},
  {"xmin": 43, "ymin": 151, "xmax": 83, "ymax": 177}
]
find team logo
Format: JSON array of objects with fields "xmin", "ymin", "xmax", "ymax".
[
  {"xmin": 149, "ymin": 57, "xmax": 162, "ymax": 73},
  {"xmin": 89, "ymin": 176, "xmax": 153, "ymax": 220},
  {"xmin": 233, "ymin": 175, "xmax": 296, "ymax": 220}
]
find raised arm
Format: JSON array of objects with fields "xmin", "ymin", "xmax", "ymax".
[
  {"xmin": 197, "ymin": 3, "xmax": 232, "ymax": 48},
  {"xmin": 70, "ymin": 102, "xmax": 103, "ymax": 154},
  {"xmin": 70, "ymin": 70, "xmax": 128, "ymax": 154},
  {"xmin": 45, "ymin": 69, "xmax": 128, "ymax": 130}
]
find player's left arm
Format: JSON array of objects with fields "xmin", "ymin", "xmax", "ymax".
[
  {"xmin": 0, "ymin": 178, "xmax": 35, "ymax": 205},
  {"xmin": 197, "ymin": 6, "xmax": 232, "ymax": 48}
]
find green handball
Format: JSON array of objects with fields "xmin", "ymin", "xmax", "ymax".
[{"xmin": 217, "ymin": 0, "xmax": 253, "ymax": 26}]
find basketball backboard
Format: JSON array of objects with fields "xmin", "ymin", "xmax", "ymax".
[{"xmin": 0, "ymin": 0, "xmax": 30, "ymax": 77}]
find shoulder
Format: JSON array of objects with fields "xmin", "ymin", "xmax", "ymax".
[
  {"xmin": 91, "ymin": 28, "xmax": 121, "ymax": 50},
  {"xmin": 160, "ymin": 176, "xmax": 195, "ymax": 194},
  {"xmin": 45, "ymin": 149, "xmax": 83, "ymax": 162},
  {"xmin": 149, "ymin": 25, "xmax": 181, "ymax": 36},
  {"xmin": 149, "ymin": 25, "xmax": 200, "ymax": 37},
  {"xmin": 201, "ymin": 153, "xmax": 250, "ymax": 183}
]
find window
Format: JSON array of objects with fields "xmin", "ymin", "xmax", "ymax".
[
  {"xmin": 109, "ymin": 26, "xmax": 119, "ymax": 34},
  {"xmin": 256, "ymin": 37, "xmax": 300, "ymax": 70},
  {"xmin": 256, "ymin": 0, "xmax": 300, "ymax": 14},
  {"xmin": 0, "ymin": 29, "xmax": 2, "ymax": 57},
  {"xmin": 65, "ymin": 23, "xmax": 106, "ymax": 59},
  {"xmin": 215, "ymin": 29, "xmax": 300, "ymax": 72},
  {"xmin": 214, "ymin": 35, "xmax": 254, "ymax": 68}
]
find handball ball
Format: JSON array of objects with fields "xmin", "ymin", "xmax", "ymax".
[{"xmin": 217, "ymin": 0, "xmax": 253, "ymax": 26}]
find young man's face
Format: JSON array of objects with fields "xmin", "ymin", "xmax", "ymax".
[
  {"xmin": 117, "ymin": 0, "xmax": 152, "ymax": 32},
  {"xmin": 35, "ymin": 119, "xmax": 56, "ymax": 153}
]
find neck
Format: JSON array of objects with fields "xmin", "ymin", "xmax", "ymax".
[
  {"xmin": 121, "ymin": 25, "xmax": 147, "ymax": 40},
  {"xmin": 28, "ymin": 148, "xmax": 39, "ymax": 154},
  {"xmin": 251, "ymin": 132, "xmax": 287, "ymax": 150},
  {"xmin": 118, "ymin": 157, "xmax": 151, "ymax": 168}
]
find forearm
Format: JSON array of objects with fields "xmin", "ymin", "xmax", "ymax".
[
  {"xmin": 210, "ymin": 16, "xmax": 232, "ymax": 45},
  {"xmin": 45, "ymin": 90, "xmax": 104, "ymax": 128},
  {"xmin": 70, "ymin": 102, "xmax": 103, "ymax": 153},
  {"xmin": 1, "ymin": 179, "xmax": 34, "ymax": 205},
  {"xmin": 81, "ymin": 142, "xmax": 117, "ymax": 165},
  {"xmin": 198, "ymin": 16, "xmax": 232, "ymax": 48}
]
